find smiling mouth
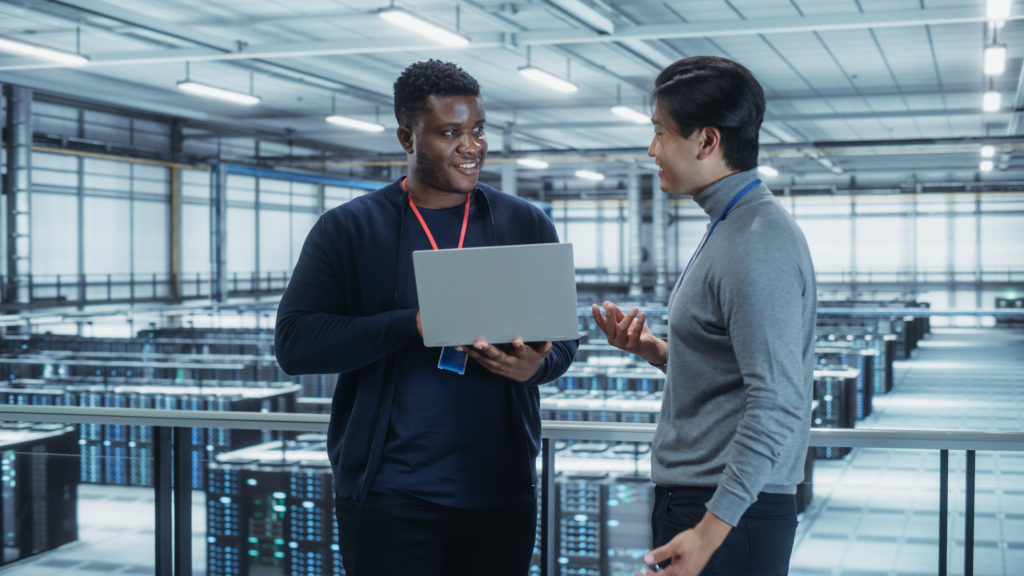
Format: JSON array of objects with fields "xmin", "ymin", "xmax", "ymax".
[{"xmin": 456, "ymin": 161, "xmax": 479, "ymax": 171}]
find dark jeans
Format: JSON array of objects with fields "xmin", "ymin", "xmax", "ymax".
[
  {"xmin": 335, "ymin": 491, "xmax": 537, "ymax": 576},
  {"xmin": 652, "ymin": 486, "xmax": 798, "ymax": 576}
]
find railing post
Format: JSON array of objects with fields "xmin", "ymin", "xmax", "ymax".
[
  {"xmin": 154, "ymin": 426, "xmax": 173, "ymax": 576},
  {"xmin": 174, "ymin": 427, "xmax": 193, "ymax": 576},
  {"xmin": 965, "ymin": 450, "xmax": 975, "ymax": 576},
  {"xmin": 541, "ymin": 437, "xmax": 556, "ymax": 576},
  {"xmin": 939, "ymin": 449, "xmax": 948, "ymax": 576}
]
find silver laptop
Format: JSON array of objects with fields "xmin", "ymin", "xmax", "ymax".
[{"xmin": 413, "ymin": 243, "xmax": 579, "ymax": 347}]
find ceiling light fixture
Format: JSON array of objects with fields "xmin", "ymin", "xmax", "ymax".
[
  {"xmin": 325, "ymin": 115, "xmax": 385, "ymax": 133},
  {"xmin": 518, "ymin": 66, "xmax": 579, "ymax": 93},
  {"xmin": 611, "ymin": 105, "xmax": 650, "ymax": 124},
  {"xmin": 177, "ymin": 81, "xmax": 261, "ymax": 105},
  {"xmin": 325, "ymin": 95, "xmax": 385, "ymax": 132},
  {"xmin": 177, "ymin": 62, "xmax": 260, "ymax": 106},
  {"xmin": 0, "ymin": 36, "xmax": 88, "ymax": 66},
  {"xmin": 757, "ymin": 165, "xmax": 779, "ymax": 177},
  {"xmin": 575, "ymin": 169, "xmax": 604, "ymax": 181},
  {"xmin": 982, "ymin": 90, "xmax": 1001, "ymax": 112},
  {"xmin": 516, "ymin": 158, "xmax": 549, "ymax": 169},
  {"xmin": 986, "ymin": 0, "xmax": 1011, "ymax": 21},
  {"xmin": 378, "ymin": 7, "xmax": 468, "ymax": 47},
  {"xmin": 984, "ymin": 44, "xmax": 1007, "ymax": 75},
  {"xmin": 979, "ymin": 160, "xmax": 994, "ymax": 172},
  {"xmin": 980, "ymin": 145, "xmax": 996, "ymax": 158}
]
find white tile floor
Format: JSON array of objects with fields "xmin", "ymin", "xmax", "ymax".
[{"xmin": 0, "ymin": 326, "xmax": 1021, "ymax": 575}]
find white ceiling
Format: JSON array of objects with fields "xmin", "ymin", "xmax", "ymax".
[{"xmin": 0, "ymin": 0, "xmax": 1022, "ymax": 192}]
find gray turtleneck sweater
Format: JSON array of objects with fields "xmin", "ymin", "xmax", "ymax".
[{"xmin": 652, "ymin": 168, "xmax": 817, "ymax": 526}]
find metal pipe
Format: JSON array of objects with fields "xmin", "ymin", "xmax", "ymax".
[
  {"xmin": 627, "ymin": 162, "xmax": 642, "ymax": 297},
  {"xmin": 651, "ymin": 173, "xmax": 668, "ymax": 301},
  {"xmin": 4, "ymin": 85, "xmax": 31, "ymax": 305},
  {"xmin": 965, "ymin": 450, "xmax": 975, "ymax": 576},
  {"xmin": 939, "ymin": 449, "xmax": 948, "ymax": 576}
]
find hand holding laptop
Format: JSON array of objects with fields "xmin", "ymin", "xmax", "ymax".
[{"xmin": 456, "ymin": 338, "xmax": 553, "ymax": 383}]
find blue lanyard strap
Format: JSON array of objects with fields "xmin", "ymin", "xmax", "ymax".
[{"xmin": 674, "ymin": 178, "xmax": 762, "ymax": 294}]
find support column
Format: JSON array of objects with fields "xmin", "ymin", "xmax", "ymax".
[
  {"xmin": 501, "ymin": 125, "xmax": 517, "ymax": 197},
  {"xmin": 211, "ymin": 163, "xmax": 227, "ymax": 302},
  {"xmin": 170, "ymin": 167, "xmax": 181, "ymax": 302},
  {"xmin": 3, "ymin": 85, "xmax": 31, "ymax": 305},
  {"xmin": 627, "ymin": 162, "xmax": 642, "ymax": 298},
  {"xmin": 651, "ymin": 174, "xmax": 669, "ymax": 302}
]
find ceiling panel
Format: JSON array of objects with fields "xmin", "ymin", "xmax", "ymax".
[{"xmin": 0, "ymin": 0, "xmax": 1018, "ymax": 191}]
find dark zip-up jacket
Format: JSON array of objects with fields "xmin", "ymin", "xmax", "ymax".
[{"xmin": 275, "ymin": 178, "xmax": 578, "ymax": 501}]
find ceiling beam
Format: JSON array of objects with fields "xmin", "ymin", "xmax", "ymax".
[
  {"xmin": 514, "ymin": 7, "xmax": 1022, "ymax": 45},
  {"xmin": 1, "ymin": 7, "xmax": 1016, "ymax": 71}
]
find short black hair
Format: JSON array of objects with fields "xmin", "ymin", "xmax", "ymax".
[
  {"xmin": 393, "ymin": 59, "xmax": 481, "ymax": 128},
  {"xmin": 652, "ymin": 56, "xmax": 765, "ymax": 172}
]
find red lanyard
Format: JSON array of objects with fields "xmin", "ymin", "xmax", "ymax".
[{"xmin": 403, "ymin": 177, "xmax": 471, "ymax": 250}]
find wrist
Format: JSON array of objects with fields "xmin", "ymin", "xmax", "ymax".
[{"xmin": 695, "ymin": 510, "xmax": 732, "ymax": 549}]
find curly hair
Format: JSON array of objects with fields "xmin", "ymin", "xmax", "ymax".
[{"xmin": 393, "ymin": 59, "xmax": 481, "ymax": 128}]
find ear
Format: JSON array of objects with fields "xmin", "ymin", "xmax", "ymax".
[
  {"xmin": 397, "ymin": 126, "xmax": 415, "ymax": 154},
  {"xmin": 695, "ymin": 126, "xmax": 722, "ymax": 160}
]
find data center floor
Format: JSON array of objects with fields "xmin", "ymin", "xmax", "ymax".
[
  {"xmin": 791, "ymin": 326, "xmax": 1024, "ymax": 576},
  {"xmin": 0, "ymin": 326, "xmax": 1021, "ymax": 576}
]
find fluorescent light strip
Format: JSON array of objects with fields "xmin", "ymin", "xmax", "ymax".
[
  {"xmin": 518, "ymin": 66, "xmax": 579, "ymax": 94},
  {"xmin": 982, "ymin": 90, "xmax": 1001, "ymax": 112},
  {"xmin": 575, "ymin": 169, "xmax": 604, "ymax": 181},
  {"xmin": 756, "ymin": 165, "xmax": 779, "ymax": 177},
  {"xmin": 516, "ymin": 158, "xmax": 549, "ymax": 169},
  {"xmin": 980, "ymin": 160, "xmax": 994, "ymax": 172},
  {"xmin": 987, "ymin": 0, "xmax": 1011, "ymax": 20},
  {"xmin": 984, "ymin": 44, "xmax": 1006, "ymax": 76},
  {"xmin": 378, "ymin": 8, "xmax": 468, "ymax": 48},
  {"xmin": 610, "ymin": 105, "xmax": 650, "ymax": 124},
  {"xmin": 980, "ymin": 145, "xmax": 996, "ymax": 158},
  {"xmin": 325, "ymin": 115, "xmax": 385, "ymax": 133},
  {"xmin": 177, "ymin": 81, "xmax": 260, "ymax": 105},
  {"xmin": 0, "ymin": 37, "xmax": 88, "ymax": 66}
]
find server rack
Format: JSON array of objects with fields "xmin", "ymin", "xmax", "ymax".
[
  {"xmin": 207, "ymin": 439, "xmax": 344, "ymax": 576},
  {"xmin": 815, "ymin": 345, "xmax": 875, "ymax": 419},
  {"xmin": 0, "ymin": 424, "xmax": 78, "ymax": 566},
  {"xmin": 812, "ymin": 367, "xmax": 860, "ymax": 459}
]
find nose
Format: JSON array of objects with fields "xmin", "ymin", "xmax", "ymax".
[
  {"xmin": 647, "ymin": 137, "xmax": 656, "ymax": 158},
  {"xmin": 458, "ymin": 133, "xmax": 483, "ymax": 155}
]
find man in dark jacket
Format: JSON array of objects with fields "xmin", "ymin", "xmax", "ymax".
[{"xmin": 275, "ymin": 59, "xmax": 577, "ymax": 576}]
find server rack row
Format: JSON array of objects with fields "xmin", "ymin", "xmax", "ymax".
[{"xmin": 0, "ymin": 380, "xmax": 298, "ymax": 488}]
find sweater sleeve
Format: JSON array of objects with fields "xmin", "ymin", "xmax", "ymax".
[
  {"xmin": 705, "ymin": 228, "xmax": 810, "ymax": 526},
  {"xmin": 275, "ymin": 217, "xmax": 421, "ymax": 376}
]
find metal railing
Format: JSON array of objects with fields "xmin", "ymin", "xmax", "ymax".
[
  {"xmin": 0, "ymin": 271, "xmax": 291, "ymax": 307},
  {"xmin": 0, "ymin": 405, "xmax": 1022, "ymax": 576},
  {"xmin": 4, "ymin": 268, "xmax": 1021, "ymax": 308}
]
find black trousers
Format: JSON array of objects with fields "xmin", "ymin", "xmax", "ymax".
[
  {"xmin": 652, "ymin": 486, "xmax": 798, "ymax": 576},
  {"xmin": 335, "ymin": 491, "xmax": 537, "ymax": 576}
]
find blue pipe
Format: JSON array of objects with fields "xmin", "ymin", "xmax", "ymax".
[{"xmin": 215, "ymin": 163, "xmax": 385, "ymax": 190}]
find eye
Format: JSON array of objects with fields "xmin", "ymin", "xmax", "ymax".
[{"xmin": 472, "ymin": 126, "xmax": 485, "ymax": 135}]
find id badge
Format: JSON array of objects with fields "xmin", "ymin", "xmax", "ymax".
[{"xmin": 438, "ymin": 346, "xmax": 468, "ymax": 375}]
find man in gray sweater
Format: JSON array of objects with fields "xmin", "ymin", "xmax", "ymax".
[{"xmin": 592, "ymin": 56, "xmax": 816, "ymax": 576}]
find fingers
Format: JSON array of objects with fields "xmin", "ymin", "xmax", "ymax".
[
  {"xmin": 602, "ymin": 302, "xmax": 620, "ymax": 341},
  {"xmin": 591, "ymin": 304, "xmax": 607, "ymax": 331},
  {"xmin": 626, "ymin": 311, "xmax": 647, "ymax": 347},
  {"xmin": 644, "ymin": 544, "xmax": 670, "ymax": 569}
]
